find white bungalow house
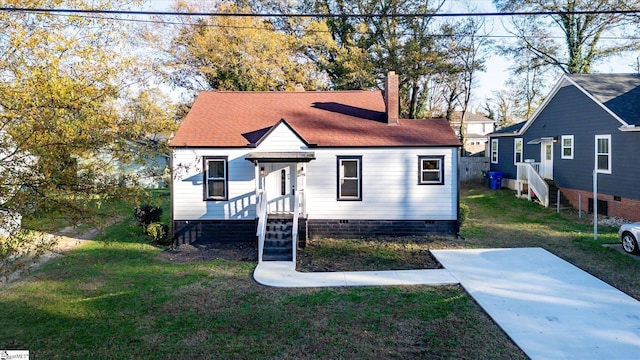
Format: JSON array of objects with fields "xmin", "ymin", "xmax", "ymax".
[
  {"xmin": 449, "ymin": 111, "xmax": 496, "ymax": 156},
  {"xmin": 169, "ymin": 72, "xmax": 462, "ymax": 261}
]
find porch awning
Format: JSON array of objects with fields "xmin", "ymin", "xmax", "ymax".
[
  {"xmin": 245, "ymin": 151, "xmax": 316, "ymax": 163},
  {"xmin": 527, "ymin": 137, "xmax": 555, "ymax": 145}
]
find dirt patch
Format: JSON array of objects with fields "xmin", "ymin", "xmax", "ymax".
[
  {"xmin": 1, "ymin": 220, "xmax": 123, "ymax": 287},
  {"xmin": 159, "ymin": 242, "xmax": 257, "ymax": 263},
  {"xmin": 297, "ymin": 236, "xmax": 465, "ymax": 272},
  {"xmin": 157, "ymin": 236, "xmax": 466, "ymax": 271}
]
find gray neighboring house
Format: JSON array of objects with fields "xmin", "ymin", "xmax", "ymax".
[{"xmin": 488, "ymin": 73, "xmax": 640, "ymax": 221}]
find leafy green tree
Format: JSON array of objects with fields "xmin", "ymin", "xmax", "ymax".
[
  {"xmin": 123, "ymin": 89, "xmax": 178, "ymax": 185},
  {"xmin": 306, "ymin": 0, "xmax": 449, "ymax": 118},
  {"xmin": 166, "ymin": 2, "xmax": 325, "ymax": 92},
  {"xmin": 304, "ymin": 0, "xmax": 493, "ymax": 120},
  {"xmin": 0, "ymin": 0, "xmax": 168, "ymax": 278}
]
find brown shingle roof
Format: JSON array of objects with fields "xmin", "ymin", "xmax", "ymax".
[{"xmin": 170, "ymin": 91, "xmax": 461, "ymax": 147}]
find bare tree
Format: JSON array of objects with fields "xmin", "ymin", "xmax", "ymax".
[
  {"xmin": 494, "ymin": 0, "xmax": 640, "ymax": 74},
  {"xmin": 440, "ymin": 17, "xmax": 490, "ymax": 154}
]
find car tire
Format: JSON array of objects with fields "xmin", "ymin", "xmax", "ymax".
[{"xmin": 621, "ymin": 232, "xmax": 640, "ymax": 255}]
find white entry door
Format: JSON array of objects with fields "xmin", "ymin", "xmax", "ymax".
[
  {"xmin": 540, "ymin": 140, "xmax": 554, "ymax": 179},
  {"xmin": 264, "ymin": 163, "xmax": 295, "ymax": 213}
]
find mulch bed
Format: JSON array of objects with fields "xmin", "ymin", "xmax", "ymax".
[
  {"xmin": 160, "ymin": 236, "xmax": 463, "ymax": 273},
  {"xmin": 159, "ymin": 242, "xmax": 258, "ymax": 263}
]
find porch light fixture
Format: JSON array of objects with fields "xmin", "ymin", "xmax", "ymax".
[{"xmin": 260, "ymin": 166, "xmax": 265, "ymax": 176}]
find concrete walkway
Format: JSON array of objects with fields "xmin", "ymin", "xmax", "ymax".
[{"xmin": 254, "ymin": 247, "xmax": 640, "ymax": 360}]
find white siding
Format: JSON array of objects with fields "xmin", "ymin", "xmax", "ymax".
[
  {"xmin": 305, "ymin": 148, "xmax": 457, "ymax": 220},
  {"xmin": 172, "ymin": 123, "xmax": 308, "ymax": 220},
  {"xmin": 172, "ymin": 148, "xmax": 257, "ymax": 220},
  {"xmin": 172, "ymin": 125, "xmax": 458, "ymax": 221},
  {"xmin": 257, "ymin": 123, "xmax": 308, "ymax": 151}
]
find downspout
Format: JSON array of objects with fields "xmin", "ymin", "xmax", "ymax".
[
  {"xmin": 456, "ymin": 147, "xmax": 462, "ymax": 239},
  {"xmin": 170, "ymin": 149, "xmax": 176, "ymax": 247},
  {"xmin": 593, "ymin": 169, "xmax": 598, "ymax": 240}
]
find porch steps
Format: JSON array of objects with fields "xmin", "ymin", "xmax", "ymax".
[
  {"xmin": 263, "ymin": 215, "xmax": 293, "ymax": 261},
  {"xmin": 546, "ymin": 180, "xmax": 572, "ymax": 210}
]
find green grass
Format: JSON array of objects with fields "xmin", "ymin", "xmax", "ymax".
[
  {"xmin": 0, "ymin": 186, "xmax": 529, "ymax": 359},
  {"xmin": 22, "ymin": 188, "xmax": 170, "ymax": 235},
  {"xmin": 4, "ymin": 184, "xmax": 640, "ymax": 358},
  {"xmin": 0, "ymin": 240, "xmax": 516, "ymax": 359}
]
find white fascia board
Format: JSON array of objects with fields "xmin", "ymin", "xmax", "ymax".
[
  {"xmin": 489, "ymin": 132, "xmax": 521, "ymax": 138},
  {"xmin": 619, "ymin": 125, "xmax": 640, "ymax": 132}
]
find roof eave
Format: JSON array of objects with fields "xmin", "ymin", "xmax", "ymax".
[{"xmin": 619, "ymin": 125, "xmax": 640, "ymax": 132}]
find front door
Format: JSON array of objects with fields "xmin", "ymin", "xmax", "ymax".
[
  {"xmin": 540, "ymin": 140, "xmax": 554, "ymax": 179},
  {"xmin": 264, "ymin": 163, "xmax": 295, "ymax": 213}
]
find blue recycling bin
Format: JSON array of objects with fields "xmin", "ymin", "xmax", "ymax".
[{"xmin": 488, "ymin": 171, "xmax": 503, "ymax": 190}]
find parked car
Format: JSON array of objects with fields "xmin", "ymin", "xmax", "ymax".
[{"xmin": 619, "ymin": 223, "xmax": 640, "ymax": 255}]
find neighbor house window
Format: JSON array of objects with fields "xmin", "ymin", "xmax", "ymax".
[
  {"xmin": 418, "ymin": 156, "xmax": 444, "ymax": 185},
  {"xmin": 595, "ymin": 135, "xmax": 611, "ymax": 174},
  {"xmin": 337, "ymin": 156, "xmax": 362, "ymax": 200},
  {"xmin": 514, "ymin": 138, "xmax": 523, "ymax": 164},
  {"xmin": 561, "ymin": 135, "xmax": 574, "ymax": 159},
  {"xmin": 491, "ymin": 139, "xmax": 499, "ymax": 164},
  {"xmin": 204, "ymin": 157, "xmax": 228, "ymax": 200}
]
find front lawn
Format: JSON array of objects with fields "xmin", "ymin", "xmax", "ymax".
[
  {"xmin": 2, "ymin": 184, "xmax": 638, "ymax": 359},
  {"xmin": 0, "ymin": 241, "xmax": 523, "ymax": 359}
]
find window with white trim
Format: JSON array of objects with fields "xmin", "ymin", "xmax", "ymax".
[
  {"xmin": 561, "ymin": 135, "xmax": 574, "ymax": 159},
  {"xmin": 418, "ymin": 156, "xmax": 444, "ymax": 185},
  {"xmin": 514, "ymin": 138, "xmax": 523, "ymax": 164},
  {"xmin": 491, "ymin": 139, "xmax": 499, "ymax": 164},
  {"xmin": 595, "ymin": 135, "xmax": 611, "ymax": 174},
  {"xmin": 337, "ymin": 156, "xmax": 362, "ymax": 200},
  {"xmin": 204, "ymin": 157, "xmax": 228, "ymax": 200}
]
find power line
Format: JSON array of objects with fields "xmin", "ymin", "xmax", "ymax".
[
  {"xmin": 27, "ymin": 10, "xmax": 640, "ymax": 42},
  {"xmin": 1, "ymin": 7, "xmax": 640, "ymax": 18}
]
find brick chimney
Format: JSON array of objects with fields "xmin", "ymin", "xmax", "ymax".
[{"xmin": 384, "ymin": 71, "xmax": 399, "ymax": 125}]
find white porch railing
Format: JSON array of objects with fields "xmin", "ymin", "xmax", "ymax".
[
  {"xmin": 256, "ymin": 190, "xmax": 267, "ymax": 263},
  {"xmin": 291, "ymin": 189, "xmax": 303, "ymax": 264},
  {"xmin": 257, "ymin": 188, "xmax": 305, "ymax": 263},
  {"xmin": 516, "ymin": 162, "xmax": 549, "ymax": 207}
]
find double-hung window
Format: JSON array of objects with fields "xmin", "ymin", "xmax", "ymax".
[
  {"xmin": 561, "ymin": 135, "xmax": 574, "ymax": 159},
  {"xmin": 595, "ymin": 135, "xmax": 611, "ymax": 174},
  {"xmin": 337, "ymin": 156, "xmax": 362, "ymax": 200},
  {"xmin": 491, "ymin": 139, "xmax": 499, "ymax": 164},
  {"xmin": 204, "ymin": 157, "xmax": 228, "ymax": 200},
  {"xmin": 514, "ymin": 138, "xmax": 523, "ymax": 164},
  {"xmin": 418, "ymin": 156, "xmax": 444, "ymax": 185}
]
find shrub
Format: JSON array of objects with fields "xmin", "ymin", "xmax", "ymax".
[
  {"xmin": 147, "ymin": 222, "xmax": 170, "ymax": 245},
  {"xmin": 133, "ymin": 204, "xmax": 162, "ymax": 231},
  {"xmin": 459, "ymin": 202, "xmax": 470, "ymax": 228}
]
